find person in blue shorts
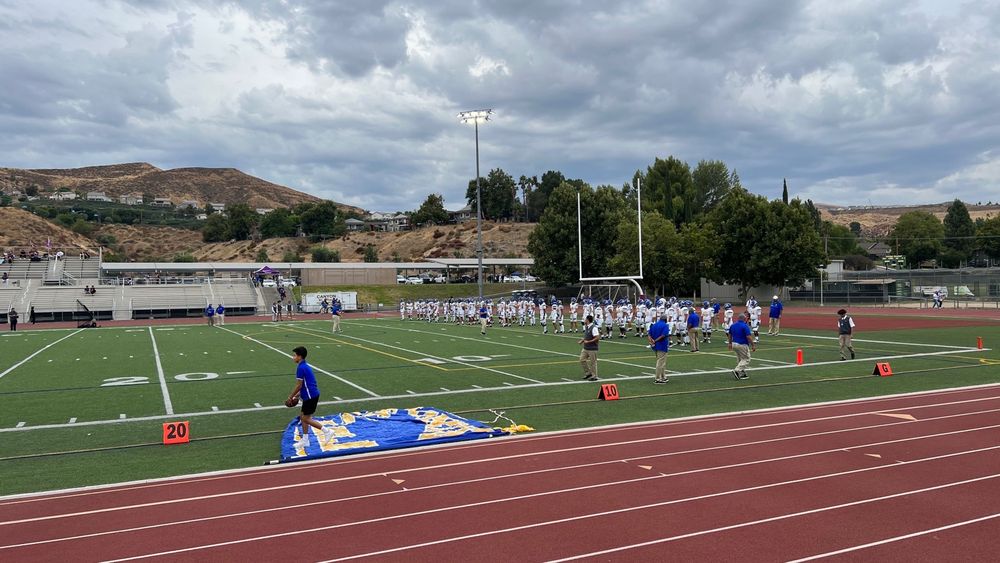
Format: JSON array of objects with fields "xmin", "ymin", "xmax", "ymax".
[
  {"xmin": 728, "ymin": 313, "xmax": 756, "ymax": 380},
  {"xmin": 287, "ymin": 346, "xmax": 334, "ymax": 449}
]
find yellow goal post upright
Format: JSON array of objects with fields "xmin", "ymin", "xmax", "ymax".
[{"xmin": 576, "ymin": 177, "xmax": 646, "ymax": 299}]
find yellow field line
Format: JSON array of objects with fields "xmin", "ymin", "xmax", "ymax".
[{"xmin": 276, "ymin": 326, "xmax": 450, "ymax": 371}]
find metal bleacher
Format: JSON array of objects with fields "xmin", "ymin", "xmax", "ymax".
[
  {"xmin": 0, "ymin": 286, "xmax": 25, "ymax": 323},
  {"xmin": 126, "ymin": 279, "xmax": 258, "ymax": 319},
  {"xmin": 29, "ymin": 287, "xmax": 114, "ymax": 322}
]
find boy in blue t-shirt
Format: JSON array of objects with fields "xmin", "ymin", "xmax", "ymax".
[{"xmin": 287, "ymin": 346, "xmax": 334, "ymax": 449}]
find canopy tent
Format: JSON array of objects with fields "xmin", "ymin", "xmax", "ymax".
[{"xmin": 254, "ymin": 266, "xmax": 279, "ymax": 275}]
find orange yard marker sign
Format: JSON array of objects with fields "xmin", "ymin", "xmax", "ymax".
[
  {"xmin": 162, "ymin": 421, "xmax": 190, "ymax": 445},
  {"xmin": 873, "ymin": 363, "xmax": 893, "ymax": 377},
  {"xmin": 598, "ymin": 384, "xmax": 620, "ymax": 401}
]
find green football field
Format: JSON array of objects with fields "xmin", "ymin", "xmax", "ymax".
[{"xmin": 1, "ymin": 316, "xmax": 997, "ymax": 495}]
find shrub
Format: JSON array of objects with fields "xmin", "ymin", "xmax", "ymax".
[{"xmin": 311, "ymin": 246, "xmax": 341, "ymax": 263}]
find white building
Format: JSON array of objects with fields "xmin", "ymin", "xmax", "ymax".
[
  {"xmin": 119, "ymin": 193, "xmax": 143, "ymax": 205},
  {"xmin": 208, "ymin": 202, "xmax": 226, "ymax": 212},
  {"xmin": 86, "ymin": 191, "xmax": 113, "ymax": 202},
  {"xmin": 50, "ymin": 192, "xmax": 77, "ymax": 201},
  {"xmin": 151, "ymin": 197, "xmax": 172, "ymax": 207},
  {"xmin": 256, "ymin": 208, "xmax": 275, "ymax": 215},
  {"xmin": 178, "ymin": 200, "xmax": 200, "ymax": 210}
]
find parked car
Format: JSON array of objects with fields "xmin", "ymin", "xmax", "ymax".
[
  {"xmin": 405, "ymin": 276, "xmax": 424, "ymax": 285},
  {"xmin": 503, "ymin": 274, "xmax": 524, "ymax": 283},
  {"xmin": 432, "ymin": 274, "xmax": 447, "ymax": 284},
  {"xmin": 524, "ymin": 274, "xmax": 538, "ymax": 282},
  {"xmin": 459, "ymin": 274, "xmax": 475, "ymax": 283},
  {"xmin": 280, "ymin": 279, "xmax": 297, "ymax": 288},
  {"xmin": 396, "ymin": 275, "xmax": 406, "ymax": 284},
  {"xmin": 261, "ymin": 279, "xmax": 277, "ymax": 288}
]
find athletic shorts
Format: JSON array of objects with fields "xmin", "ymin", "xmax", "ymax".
[{"xmin": 300, "ymin": 397, "xmax": 319, "ymax": 416}]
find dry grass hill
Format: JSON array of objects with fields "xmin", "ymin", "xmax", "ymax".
[
  {"xmin": 0, "ymin": 163, "xmax": 362, "ymax": 213},
  {"xmin": 96, "ymin": 221, "xmax": 535, "ymax": 262},
  {"xmin": 821, "ymin": 202, "xmax": 1000, "ymax": 237},
  {"xmin": 0, "ymin": 208, "xmax": 96, "ymax": 251}
]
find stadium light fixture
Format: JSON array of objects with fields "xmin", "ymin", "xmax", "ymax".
[{"xmin": 458, "ymin": 108, "xmax": 494, "ymax": 300}]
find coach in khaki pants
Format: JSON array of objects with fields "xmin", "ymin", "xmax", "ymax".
[
  {"xmin": 647, "ymin": 313, "xmax": 670, "ymax": 383},
  {"xmin": 579, "ymin": 315, "xmax": 600, "ymax": 381},
  {"xmin": 837, "ymin": 309, "xmax": 856, "ymax": 360}
]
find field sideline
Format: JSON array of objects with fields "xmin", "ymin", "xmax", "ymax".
[{"xmin": 0, "ymin": 313, "xmax": 997, "ymax": 496}]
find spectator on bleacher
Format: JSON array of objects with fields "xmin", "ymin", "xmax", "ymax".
[
  {"xmin": 1, "ymin": 272, "xmax": 7, "ymax": 286},
  {"xmin": 205, "ymin": 304, "xmax": 215, "ymax": 326},
  {"xmin": 90, "ymin": 285, "xmax": 96, "ymax": 295},
  {"xmin": 8, "ymin": 308, "xmax": 17, "ymax": 331},
  {"xmin": 55, "ymin": 250, "xmax": 64, "ymax": 260},
  {"xmin": 83, "ymin": 285, "xmax": 90, "ymax": 295},
  {"xmin": 216, "ymin": 304, "xmax": 225, "ymax": 326}
]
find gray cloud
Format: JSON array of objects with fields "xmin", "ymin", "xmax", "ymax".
[{"xmin": 1, "ymin": 0, "xmax": 999, "ymax": 212}]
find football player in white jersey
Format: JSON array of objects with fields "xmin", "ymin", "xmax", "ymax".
[
  {"xmin": 723, "ymin": 303, "xmax": 735, "ymax": 335},
  {"xmin": 569, "ymin": 298, "xmax": 580, "ymax": 332},
  {"xmin": 750, "ymin": 303, "xmax": 762, "ymax": 343},
  {"xmin": 700, "ymin": 301, "xmax": 714, "ymax": 343}
]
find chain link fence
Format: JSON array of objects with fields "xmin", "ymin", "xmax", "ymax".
[{"xmin": 788, "ymin": 267, "xmax": 1000, "ymax": 308}]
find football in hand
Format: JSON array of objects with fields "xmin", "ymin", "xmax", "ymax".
[{"xmin": 285, "ymin": 397, "xmax": 299, "ymax": 408}]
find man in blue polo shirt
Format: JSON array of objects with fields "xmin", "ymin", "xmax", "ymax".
[
  {"xmin": 287, "ymin": 346, "xmax": 334, "ymax": 450},
  {"xmin": 647, "ymin": 313, "xmax": 670, "ymax": 383},
  {"xmin": 204, "ymin": 303, "xmax": 215, "ymax": 326},
  {"xmin": 728, "ymin": 313, "xmax": 756, "ymax": 380},
  {"xmin": 687, "ymin": 307, "xmax": 701, "ymax": 352},
  {"xmin": 479, "ymin": 302, "xmax": 489, "ymax": 335},
  {"xmin": 767, "ymin": 295, "xmax": 783, "ymax": 335},
  {"xmin": 215, "ymin": 303, "xmax": 225, "ymax": 326},
  {"xmin": 330, "ymin": 299, "xmax": 343, "ymax": 333}
]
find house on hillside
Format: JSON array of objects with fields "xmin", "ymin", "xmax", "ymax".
[
  {"xmin": 50, "ymin": 192, "xmax": 77, "ymax": 201},
  {"xmin": 345, "ymin": 218, "xmax": 365, "ymax": 232},
  {"xmin": 119, "ymin": 193, "xmax": 143, "ymax": 205},
  {"xmin": 151, "ymin": 197, "xmax": 172, "ymax": 207},
  {"xmin": 363, "ymin": 212, "xmax": 410, "ymax": 232},
  {"xmin": 86, "ymin": 191, "xmax": 113, "ymax": 202},
  {"xmin": 449, "ymin": 205, "xmax": 474, "ymax": 223},
  {"xmin": 208, "ymin": 202, "xmax": 226, "ymax": 213},
  {"xmin": 387, "ymin": 213, "xmax": 410, "ymax": 232},
  {"xmin": 865, "ymin": 242, "xmax": 891, "ymax": 260},
  {"xmin": 256, "ymin": 208, "xmax": 274, "ymax": 215},
  {"xmin": 178, "ymin": 200, "xmax": 200, "ymax": 210}
]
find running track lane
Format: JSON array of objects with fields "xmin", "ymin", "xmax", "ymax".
[{"xmin": 1, "ymin": 385, "xmax": 1000, "ymax": 561}]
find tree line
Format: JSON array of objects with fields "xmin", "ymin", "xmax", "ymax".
[
  {"xmin": 526, "ymin": 157, "xmax": 826, "ymax": 296},
  {"xmin": 887, "ymin": 200, "xmax": 1000, "ymax": 267},
  {"xmin": 201, "ymin": 201, "xmax": 353, "ymax": 243}
]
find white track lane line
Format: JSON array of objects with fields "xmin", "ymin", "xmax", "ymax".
[
  {"xmin": 0, "ymin": 329, "xmax": 84, "ymax": 380},
  {"xmin": 100, "ymin": 446, "xmax": 1000, "ymax": 562},
  {"xmin": 546, "ymin": 470, "xmax": 1000, "ymax": 562},
  {"xmin": 786, "ymin": 512, "xmax": 1000, "ymax": 562},
  {"xmin": 216, "ymin": 326, "xmax": 379, "ymax": 398},
  {"xmin": 4, "ymin": 383, "xmax": 998, "ymax": 504},
  {"xmin": 147, "ymin": 327, "xmax": 174, "ymax": 415},
  {"xmin": 6, "ymin": 403, "xmax": 1000, "ymax": 530}
]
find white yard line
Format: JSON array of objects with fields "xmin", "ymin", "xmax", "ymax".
[
  {"xmin": 216, "ymin": 326, "xmax": 379, "ymax": 398},
  {"xmin": 294, "ymin": 326, "xmax": 543, "ymax": 385},
  {"xmin": 0, "ymin": 345, "xmax": 988, "ymax": 434},
  {"xmin": 147, "ymin": 327, "xmax": 174, "ymax": 416},
  {"xmin": 780, "ymin": 332, "xmax": 977, "ymax": 350},
  {"xmin": 0, "ymin": 329, "xmax": 84, "ymax": 381}
]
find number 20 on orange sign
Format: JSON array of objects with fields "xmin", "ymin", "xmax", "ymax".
[{"xmin": 162, "ymin": 421, "xmax": 190, "ymax": 445}]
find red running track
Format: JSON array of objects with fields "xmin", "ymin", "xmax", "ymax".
[{"xmin": 3, "ymin": 384, "xmax": 1000, "ymax": 562}]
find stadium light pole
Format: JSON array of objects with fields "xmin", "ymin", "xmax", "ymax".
[{"xmin": 458, "ymin": 108, "xmax": 493, "ymax": 300}]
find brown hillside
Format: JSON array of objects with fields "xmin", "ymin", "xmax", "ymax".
[
  {"xmin": 92, "ymin": 221, "xmax": 534, "ymax": 263},
  {"xmin": 0, "ymin": 208, "xmax": 96, "ymax": 251},
  {"xmin": 821, "ymin": 202, "xmax": 1000, "ymax": 237},
  {"xmin": 0, "ymin": 163, "xmax": 361, "ymax": 213}
]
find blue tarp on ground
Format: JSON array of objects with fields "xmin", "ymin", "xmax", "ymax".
[{"xmin": 279, "ymin": 407, "xmax": 508, "ymax": 462}]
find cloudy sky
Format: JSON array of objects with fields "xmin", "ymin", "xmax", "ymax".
[{"xmin": 1, "ymin": 0, "xmax": 998, "ymax": 211}]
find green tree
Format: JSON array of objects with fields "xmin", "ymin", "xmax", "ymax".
[
  {"xmin": 299, "ymin": 201, "xmax": 345, "ymax": 240},
  {"xmin": 172, "ymin": 253, "xmax": 196, "ymax": 262},
  {"xmin": 311, "ymin": 246, "xmax": 341, "ymax": 263},
  {"xmin": 71, "ymin": 219, "xmax": 94, "ymax": 236},
  {"xmin": 281, "ymin": 250, "xmax": 302, "ymax": 262},
  {"xmin": 259, "ymin": 208, "xmax": 299, "ymax": 238},
  {"xmin": 254, "ymin": 248, "xmax": 269, "ymax": 262},
  {"xmin": 25, "ymin": 185, "xmax": 39, "ymax": 197},
  {"xmin": 525, "ymin": 170, "xmax": 563, "ymax": 222},
  {"xmin": 781, "ymin": 178, "xmax": 788, "ymax": 204},
  {"xmin": 363, "ymin": 244, "xmax": 379, "ymax": 263},
  {"xmin": 202, "ymin": 214, "xmax": 229, "ymax": 243},
  {"xmin": 466, "ymin": 168, "xmax": 517, "ymax": 221},
  {"xmin": 708, "ymin": 190, "xmax": 824, "ymax": 292},
  {"xmin": 821, "ymin": 222, "xmax": 862, "ymax": 257},
  {"xmin": 889, "ymin": 211, "xmax": 944, "ymax": 267},
  {"xmin": 976, "ymin": 215, "xmax": 1000, "ymax": 261},
  {"xmin": 943, "ymin": 199, "xmax": 976, "ymax": 259},
  {"xmin": 226, "ymin": 204, "xmax": 259, "ymax": 240},
  {"xmin": 412, "ymin": 193, "xmax": 450, "ymax": 226},
  {"xmin": 849, "ymin": 221, "xmax": 862, "ymax": 236},
  {"xmin": 690, "ymin": 160, "xmax": 732, "ymax": 215},
  {"xmin": 609, "ymin": 211, "xmax": 678, "ymax": 295},
  {"xmin": 527, "ymin": 181, "xmax": 625, "ymax": 285},
  {"xmin": 641, "ymin": 156, "xmax": 694, "ymax": 225}
]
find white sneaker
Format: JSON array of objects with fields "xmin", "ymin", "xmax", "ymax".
[
  {"xmin": 322, "ymin": 426, "xmax": 335, "ymax": 443},
  {"xmin": 294, "ymin": 437, "xmax": 309, "ymax": 450}
]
